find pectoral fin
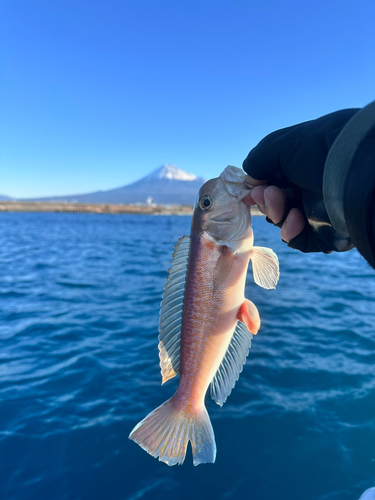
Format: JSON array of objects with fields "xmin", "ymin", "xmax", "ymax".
[{"xmin": 250, "ymin": 246, "xmax": 279, "ymax": 289}]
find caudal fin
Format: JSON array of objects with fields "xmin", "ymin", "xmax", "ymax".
[{"xmin": 129, "ymin": 398, "xmax": 216, "ymax": 466}]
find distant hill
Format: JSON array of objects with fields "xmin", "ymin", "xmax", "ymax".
[
  {"xmin": 24, "ymin": 164, "xmax": 206, "ymax": 205},
  {"xmin": 0, "ymin": 194, "xmax": 12, "ymax": 201}
]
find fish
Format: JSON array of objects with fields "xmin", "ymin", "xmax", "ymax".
[{"xmin": 129, "ymin": 165, "xmax": 279, "ymax": 466}]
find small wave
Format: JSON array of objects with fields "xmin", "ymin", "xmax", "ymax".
[{"xmin": 0, "ymin": 213, "xmax": 374, "ymax": 500}]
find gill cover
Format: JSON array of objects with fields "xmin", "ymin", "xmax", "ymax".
[{"xmin": 195, "ymin": 166, "xmax": 253, "ymax": 245}]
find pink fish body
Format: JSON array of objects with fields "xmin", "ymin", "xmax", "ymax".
[{"xmin": 129, "ymin": 166, "xmax": 279, "ymax": 465}]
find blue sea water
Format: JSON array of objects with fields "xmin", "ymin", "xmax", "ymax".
[{"xmin": 0, "ymin": 212, "xmax": 374, "ymax": 500}]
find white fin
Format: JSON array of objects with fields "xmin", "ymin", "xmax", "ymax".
[
  {"xmin": 129, "ymin": 397, "xmax": 216, "ymax": 466},
  {"xmin": 210, "ymin": 321, "xmax": 253, "ymax": 407},
  {"xmin": 158, "ymin": 236, "xmax": 190, "ymax": 384},
  {"xmin": 250, "ymin": 246, "xmax": 279, "ymax": 289}
]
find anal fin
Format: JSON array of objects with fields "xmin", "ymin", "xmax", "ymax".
[{"xmin": 210, "ymin": 317, "xmax": 254, "ymax": 407}]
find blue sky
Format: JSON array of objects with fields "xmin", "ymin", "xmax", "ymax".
[{"xmin": 1, "ymin": 0, "xmax": 375, "ymax": 198}]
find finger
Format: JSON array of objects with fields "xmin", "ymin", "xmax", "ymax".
[
  {"xmin": 280, "ymin": 208, "xmax": 305, "ymax": 242},
  {"xmin": 242, "ymin": 176, "xmax": 268, "ymax": 205},
  {"xmin": 244, "ymin": 174, "xmax": 268, "ymax": 187},
  {"xmin": 242, "ymin": 192, "xmax": 257, "ymax": 206},
  {"xmin": 249, "ymin": 185, "xmax": 267, "ymax": 214},
  {"xmin": 263, "ymin": 186, "xmax": 286, "ymax": 225},
  {"xmin": 250, "ymin": 185, "xmax": 287, "ymax": 226}
]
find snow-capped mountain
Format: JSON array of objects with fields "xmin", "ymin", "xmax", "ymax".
[
  {"xmin": 143, "ymin": 164, "xmax": 197, "ymax": 182},
  {"xmin": 23, "ymin": 164, "xmax": 206, "ymax": 205}
]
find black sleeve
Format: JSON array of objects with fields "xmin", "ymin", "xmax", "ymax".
[{"xmin": 324, "ymin": 100, "xmax": 375, "ymax": 268}]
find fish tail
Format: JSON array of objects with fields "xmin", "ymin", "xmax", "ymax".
[{"xmin": 128, "ymin": 397, "xmax": 216, "ymax": 466}]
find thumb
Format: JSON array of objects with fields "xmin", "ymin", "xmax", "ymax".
[{"xmin": 244, "ymin": 174, "xmax": 268, "ymax": 187}]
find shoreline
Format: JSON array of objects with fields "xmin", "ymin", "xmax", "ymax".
[{"xmin": 0, "ymin": 201, "xmax": 263, "ymax": 216}]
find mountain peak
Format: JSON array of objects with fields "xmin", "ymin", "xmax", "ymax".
[
  {"xmin": 17, "ymin": 163, "xmax": 206, "ymax": 205},
  {"xmin": 143, "ymin": 164, "xmax": 197, "ymax": 182}
]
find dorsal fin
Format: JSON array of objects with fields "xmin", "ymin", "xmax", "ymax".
[
  {"xmin": 210, "ymin": 321, "xmax": 253, "ymax": 407},
  {"xmin": 158, "ymin": 235, "xmax": 190, "ymax": 384}
]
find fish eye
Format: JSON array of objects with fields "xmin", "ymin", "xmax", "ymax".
[{"xmin": 198, "ymin": 195, "xmax": 213, "ymax": 211}]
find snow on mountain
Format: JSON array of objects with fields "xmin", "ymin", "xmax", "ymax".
[{"xmin": 143, "ymin": 164, "xmax": 197, "ymax": 182}]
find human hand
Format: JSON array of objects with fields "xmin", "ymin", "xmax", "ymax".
[
  {"xmin": 242, "ymin": 109, "xmax": 358, "ymax": 253},
  {"xmin": 242, "ymin": 179, "xmax": 305, "ymax": 243}
]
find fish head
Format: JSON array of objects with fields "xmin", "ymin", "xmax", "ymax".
[{"xmin": 192, "ymin": 166, "xmax": 253, "ymax": 248}]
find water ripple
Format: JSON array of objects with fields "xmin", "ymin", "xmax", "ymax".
[{"xmin": 0, "ymin": 213, "xmax": 374, "ymax": 500}]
